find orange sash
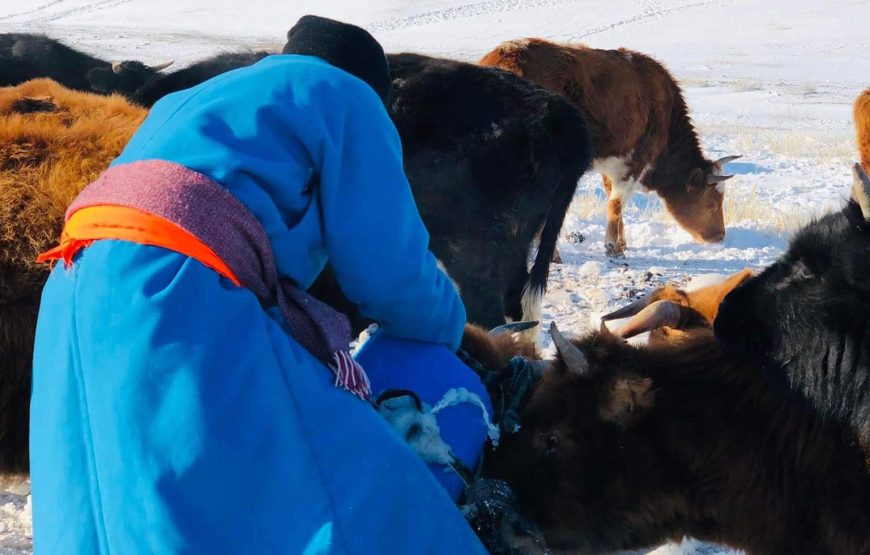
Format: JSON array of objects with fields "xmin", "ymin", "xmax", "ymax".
[{"xmin": 37, "ymin": 205, "xmax": 242, "ymax": 287}]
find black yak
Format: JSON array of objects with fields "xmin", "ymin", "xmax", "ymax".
[
  {"xmin": 0, "ymin": 33, "xmax": 171, "ymax": 96},
  {"xmin": 316, "ymin": 53, "xmax": 592, "ymax": 330},
  {"xmin": 715, "ymin": 164, "xmax": 870, "ymax": 451}
]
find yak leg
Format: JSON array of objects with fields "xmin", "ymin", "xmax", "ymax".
[{"xmin": 603, "ymin": 175, "xmax": 628, "ymax": 257}]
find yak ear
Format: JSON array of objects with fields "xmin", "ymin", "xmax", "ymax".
[{"xmin": 598, "ymin": 375, "xmax": 655, "ymax": 426}]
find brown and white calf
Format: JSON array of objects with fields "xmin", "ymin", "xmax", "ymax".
[{"xmin": 480, "ymin": 38, "xmax": 739, "ymax": 256}]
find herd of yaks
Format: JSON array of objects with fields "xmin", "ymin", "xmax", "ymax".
[{"xmin": 0, "ymin": 27, "xmax": 869, "ymax": 555}]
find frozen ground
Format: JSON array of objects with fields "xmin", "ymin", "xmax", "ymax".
[{"xmin": 2, "ymin": 0, "xmax": 868, "ymax": 553}]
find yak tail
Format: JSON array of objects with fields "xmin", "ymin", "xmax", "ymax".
[
  {"xmin": 521, "ymin": 171, "xmax": 582, "ymax": 326},
  {"xmin": 518, "ymin": 96, "xmax": 593, "ymax": 331},
  {"xmin": 855, "ymin": 89, "xmax": 870, "ymax": 174}
]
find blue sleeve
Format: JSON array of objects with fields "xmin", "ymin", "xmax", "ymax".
[{"xmin": 315, "ymin": 80, "xmax": 466, "ymax": 351}]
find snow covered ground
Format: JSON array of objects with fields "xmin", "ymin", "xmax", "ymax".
[{"xmin": 2, "ymin": 0, "xmax": 868, "ymax": 553}]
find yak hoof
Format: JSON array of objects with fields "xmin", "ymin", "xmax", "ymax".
[{"xmin": 605, "ymin": 242, "xmax": 627, "ymax": 258}]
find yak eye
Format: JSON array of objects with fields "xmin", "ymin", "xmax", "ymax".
[{"xmin": 546, "ymin": 435, "xmax": 560, "ymax": 449}]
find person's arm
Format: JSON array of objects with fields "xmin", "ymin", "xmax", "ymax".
[{"xmin": 314, "ymin": 78, "xmax": 466, "ymax": 351}]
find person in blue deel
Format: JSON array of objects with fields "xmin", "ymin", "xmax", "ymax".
[{"xmin": 31, "ymin": 15, "xmax": 490, "ymax": 554}]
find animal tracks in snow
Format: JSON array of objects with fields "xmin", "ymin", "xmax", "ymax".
[
  {"xmin": 0, "ymin": 1, "xmax": 65, "ymax": 22},
  {"xmin": 366, "ymin": 0, "xmax": 582, "ymax": 33},
  {"xmin": 549, "ymin": 0, "xmax": 727, "ymax": 41},
  {"xmin": 0, "ymin": 0, "xmax": 135, "ymax": 24}
]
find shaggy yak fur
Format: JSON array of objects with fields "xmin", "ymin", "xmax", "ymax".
[
  {"xmin": 0, "ymin": 79, "xmax": 147, "ymax": 475},
  {"xmin": 480, "ymin": 38, "xmax": 739, "ymax": 256},
  {"xmin": 715, "ymin": 168, "xmax": 870, "ymax": 452},
  {"xmin": 485, "ymin": 324, "xmax": 870, "ymax": 555},
  {"xmin": 856, "ymin": 89, "xmax": 870, "ymax": 175}
]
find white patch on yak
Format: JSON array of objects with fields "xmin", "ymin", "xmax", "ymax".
[
  {"xmin": 593, "ymin": 155, "xmax": 651, "ymax": 200},
  {"xmin": 520, "ymin": 281, "xmax": 544, "ymax": 325}
]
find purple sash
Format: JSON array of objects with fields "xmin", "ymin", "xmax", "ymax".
[{"xmin": 68, "ymin": 159, "xmax": 371, "ymax": 399}]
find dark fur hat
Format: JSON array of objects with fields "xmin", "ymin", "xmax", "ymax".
[{"xmin": 283, "ymin": 15, "xmax": 391, "ymax": 105}]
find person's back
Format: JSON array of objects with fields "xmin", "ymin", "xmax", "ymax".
[{"xmin": 31, "ymin": 16, "xmax": 489, "ymax": 554}]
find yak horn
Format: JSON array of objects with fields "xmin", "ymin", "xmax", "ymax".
[
  {"xmin": 150, "ymin": 60, "xmax": 174, "ymax": 72},
  {"xmin": 549, "ymin": 322, "xmax": 589, "ymax": 376},
  {"xmin": 489, "ymin": 321, "xmax": 539, "ymax": 336},
  {"xmin": 601, "ymin": 291, "xmax": 656, "ymax": 322},
  {"xmin": 852, "ymin": 163, "xmax": 870, "ymax": 222},
  {"xmin": 612, "ymin": 300, "xmax": 684, "ymax": 339},
  {"xmin": 715, "ymin": 155, "xmax": 742, "ymax": 166},
  {"xmin": 707, "ymin": 173, "xmax": 734, "ymax": 184},
  {"xmin": 111, "ymin": 62, "xmax": 124, "ymax": 74}
]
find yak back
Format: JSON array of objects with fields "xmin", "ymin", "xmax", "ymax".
[{"xmin": 0, "ymin": 33, "xmax": 106, "ymax": 91}]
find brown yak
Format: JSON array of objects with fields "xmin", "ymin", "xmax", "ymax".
[
  {"xmin": 480, "ymin": 38, "xmax": 740, "ymax": 256},
  {"xmin": 485, "ymin": 322, "xmax": 870, "ymax": 555},
  {"xmin": 856, "ymin": 88, "xmax": 870, "ymax": 174},
  {"xmin": 0, "ymin": 79, "xmax": 147, "ymax": 476}
]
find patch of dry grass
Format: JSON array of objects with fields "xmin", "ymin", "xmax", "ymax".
[
  {"xmin": 722, "ymin": 185, "xmax": 811, "ymax": 231},
  {"xmin": 570, "ymin": 174, "xmax": 824, "ymax": 233},
  {"xmin": 700, "ymin": 123, "xmax": 854, "ymax": 162}
]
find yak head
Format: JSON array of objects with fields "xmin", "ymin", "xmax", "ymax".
[
  {"xmin": 654, "ymin": 155, "xmax": 741, "ymax": 245},
  {"xmin": 86, "ymin": 60, "xmax": 173, "ymax": 98},
  {"xmin": 715, "ymin": 164, "xmax": 870, "ymax": 369},
  {"xmin": 486, "ymin": 323, "xmax": 661, "ymax": 551}
]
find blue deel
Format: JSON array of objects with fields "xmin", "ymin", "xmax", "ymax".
[
  {"xmin": 114, "ymin": 54, "xmax": 465, "ymax": 350},
  {"xmin": 30, "ymin": 54, "xmax": 489, "ymax": 554}
]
